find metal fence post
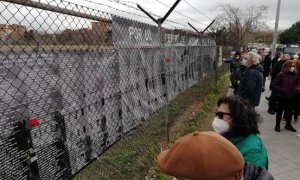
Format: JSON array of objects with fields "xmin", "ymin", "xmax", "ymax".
[
  {"xmin": 158, "ymin": 22, "xmax": 170, "ymax": 145},
  {"xmin": 137, "ymin": 0, "xmax": 181, "ymax": 147}
]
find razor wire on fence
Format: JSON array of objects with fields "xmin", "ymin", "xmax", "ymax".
[{"xmin": 0, "ymin": 0, "xmax": 225, "ymax": 179}]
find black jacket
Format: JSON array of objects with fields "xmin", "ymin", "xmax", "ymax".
[
  {"xmin": 271, "ymin": 60, "xmax": 287, "ymax": 81},
  {"xmin": 244, "ymin": 162, "xmax": 274, "ymax": 180},
  {"xmin": 262, "ymin": 55, "xmax": 272, "ymax": 77},
  {"xmin": 233, "ymin": 64, "xmax": 247, "ymax": 94},
  {"xmin": 238, "ymin": 64, "xmax": 264, "ymax": 106},
  {"xmin": 271, "ymin": 56, "xmax": 280, "ymax": 70}
]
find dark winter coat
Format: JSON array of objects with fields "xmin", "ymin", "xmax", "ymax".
[
  {"xmin": 271, "ymin": 56, "xmax": 279, "ymax": 70},
  {"xmin": 271, "ymin": 71, "xmax": 300, "ymax": 99},
  {"xmin": 233, "ymin": 64, "xmax": 246, "ymax": 94},
  {"xmin": 230, "ymin": 57, "xmax": 239, "ymax": 73},
  {"xmin": 270, "ymin": 60, "xmax": 287, "ymax": 90},
  {"xmin": 238, "ymin": 64, "xmax": 264, "ymax": 107},
  {"xmin": 271, "ymin": 60, "xmax": 287, "ymax": 80},
  {"xmin": 262, "ymin": 54, "xmax": 272, "ymax": 77},
  {"xmin": 234, "ymin": 64, "xmax": 247, "ymax": 82}
]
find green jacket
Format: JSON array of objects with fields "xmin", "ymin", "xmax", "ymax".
[{"xmin": 229, "ymin": 134, "xmax": 268, "ymax": 169}]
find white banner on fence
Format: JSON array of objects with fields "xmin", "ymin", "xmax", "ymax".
[{"xmin": 112, "ymin": 16, "xmax": 160, "ymax": 46}]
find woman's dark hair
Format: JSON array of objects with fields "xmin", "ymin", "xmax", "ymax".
[
  {"xmin": 217, "ymin": 95, "xmax": 261, "ymax": 136},
  {"xmin": 275, "ymin": 51, "xmax": 282, "ymax": 58}
]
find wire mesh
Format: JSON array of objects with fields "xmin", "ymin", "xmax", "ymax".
[{"xmin": 0, "ymin": 0, "xmax": 224, "ymax": 179}]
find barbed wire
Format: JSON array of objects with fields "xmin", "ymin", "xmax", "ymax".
[
  {"xmin": 82, "ymin": 0, "xmax": 189, "ymax": 29},
  {"xmin": 62, "ymin": 0, "xmax": 154, "ymax": 23},
  {"xmin": 182, "ymin": 0, "xmax": 212, "ymax": 20},
  {"xmin": 104, "ymin": 0, "xmax": 141, "ymax": 11},
  {"xmin": 153, "ymin": 0, "xmax": 206, "ymax": 27}
]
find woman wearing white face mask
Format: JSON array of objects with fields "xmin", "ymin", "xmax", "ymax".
[
  {"xmin": 271, "ymin": 60, "xmax": 300, "ymax": 132},
  {"xmin": 237, "ymin": 52, "xmax": 264, "ymax": 107},
  {"xmin": 212, "ymin": 96, "xmax": 269, "ymax": 170}
]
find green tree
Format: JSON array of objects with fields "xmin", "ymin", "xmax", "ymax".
[{"xmin": 279, "ymin": 21, "xmax": 300, "ymax": 45}]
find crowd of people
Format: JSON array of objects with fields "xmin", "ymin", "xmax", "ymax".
[
  {"xmin": 155, "ymin": 48, "xmax": 300, "ymax": 179},
  {"xmin": 230, "ymin": 49, "xmax": 300, "ymax": 132}
]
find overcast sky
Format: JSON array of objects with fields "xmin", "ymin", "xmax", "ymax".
[
  {"xmin": 71, "ymin": 0, "xmax": 300, "ymax": 31},
  {"xmin": 1, "ymin": 0, "xmax": 299, "ymax": 32}
]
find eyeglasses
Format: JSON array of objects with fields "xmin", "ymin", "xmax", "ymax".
[{"xmin": 215, "ymin": 111, "xmax": 232, "ymax": 119}]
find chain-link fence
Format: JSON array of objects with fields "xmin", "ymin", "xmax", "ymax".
[{"xmin": 0, "ymin": 0, "xmax": 226, "ymax": 179}]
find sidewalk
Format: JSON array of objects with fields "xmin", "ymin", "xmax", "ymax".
[{"xmin": 255, "ymin": 78, "xmax": 300, "ymax": 180}]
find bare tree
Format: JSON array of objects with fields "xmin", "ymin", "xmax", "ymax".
[{"xmin": 215, "ymin": 4, "xmax": 269, "ymax": 49}]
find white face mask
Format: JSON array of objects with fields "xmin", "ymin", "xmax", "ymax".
[
  {"xmin": 290, "ymin": 67, "xmax": 295, "ymax": 72},
  {"xmin": 212, "ymin": 117, "xmax": 230, "ymax": 134},
  {"xmin": 241, "ymin": 58, "xmax": 247, "ymax": 66}
]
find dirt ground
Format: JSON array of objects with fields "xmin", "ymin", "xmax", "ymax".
[
  {"xmin": 169, "ymin": 100, "xmax": 214, "ymax": 138},
  {"xmin": 149, "ymin": 75, "xmax": 229, "ymax": 179}
]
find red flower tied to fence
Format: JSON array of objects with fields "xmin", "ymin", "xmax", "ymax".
[
  {"xmin": 165, "ymin": 57, "xmax": 171, "ymax": 63},
  {"xmin": 29, "ymin": 118, "xmax": 40, "ymax": 127}
]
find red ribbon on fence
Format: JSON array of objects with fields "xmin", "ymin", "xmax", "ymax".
[
  {"xmin": 165, "ymin": 57, "xmax": 171, "ymax": 62},
  {"xmin": 29, "ymin": 118, "xmax": 40, "ymax": 127}
]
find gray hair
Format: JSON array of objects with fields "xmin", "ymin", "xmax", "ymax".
[
  {"xmin": 248, "ymin": 52, "xmax": 260, "ymax": 65},
  {"xmin": 282, "ymin": 54, "xmax": 290, "ymax": 60},
  {"xmin": 293, "ymin": 54, "xmax": 299, "ymax": 59}
]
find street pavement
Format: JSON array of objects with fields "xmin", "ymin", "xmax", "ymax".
[
  {"xmin": 229, "ymin": 78, "xmax": 300, "ymax": 180},
  {"xmin": 256, "ymin": 79, "xmax": 300, "ymax": 180}
]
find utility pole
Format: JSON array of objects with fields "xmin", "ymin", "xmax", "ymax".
[{"xmin": 271, "ymin": 0, "xmax": 281, "ymax": 58}]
